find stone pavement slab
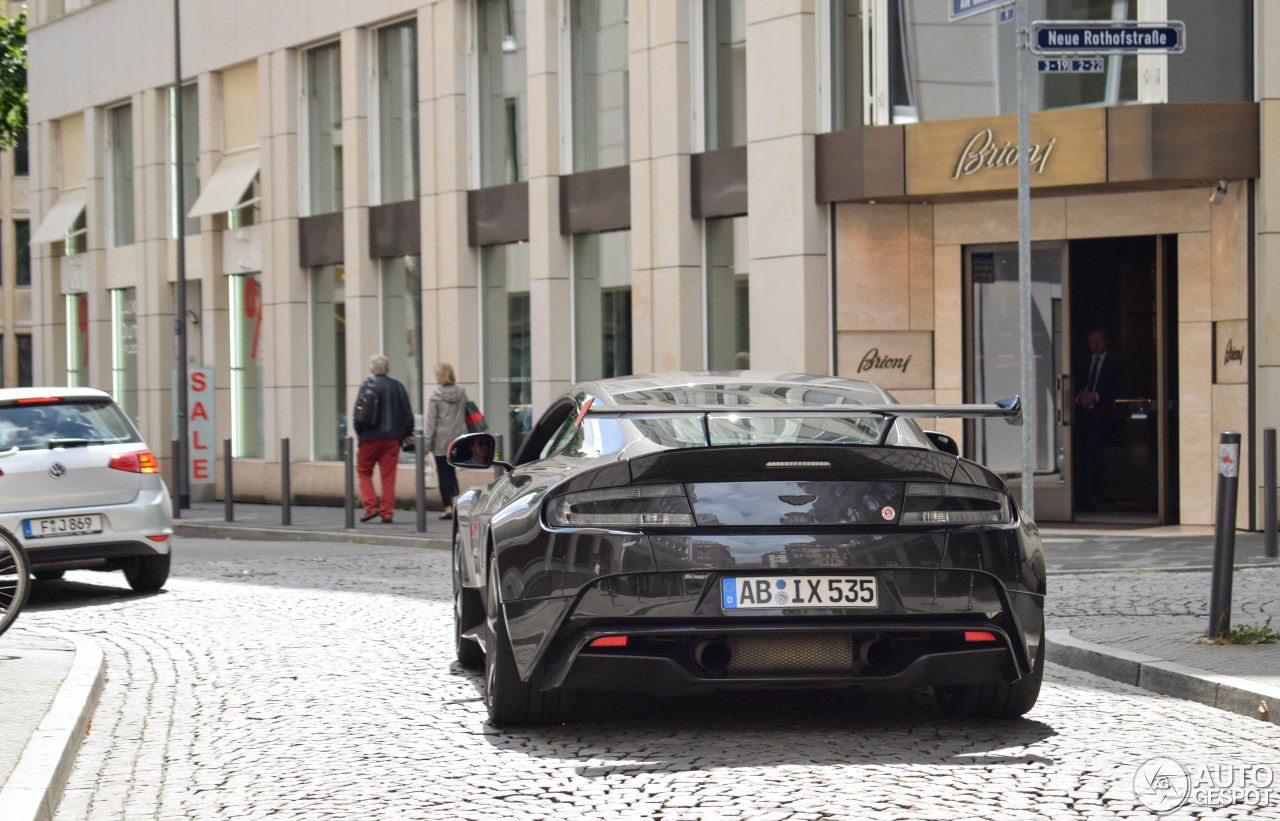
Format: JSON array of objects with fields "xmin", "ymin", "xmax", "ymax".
[{"xmin": 0, "ymin": 635, "xmax": 73, "ymax": 787}]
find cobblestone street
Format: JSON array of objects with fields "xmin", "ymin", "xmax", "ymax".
[{"xmin": 10, "ymin": 538, "xmax": 1280, "ymax": 820}]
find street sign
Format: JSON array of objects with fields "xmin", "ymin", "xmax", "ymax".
[
  {"xmin": 1030, "ymin": 21, "xmax": 1185, "ymax": 55},
  {"xmin": 998, "ymin": 7, "xmax": 1015, "ymax": 23},
  {"xmin": 948, "ymin": 0, "xmax": 1014, "ymax": 23},
  {"xmin": 1038, "ymin": 58, "xmax": 1105, "ymax": 73}
]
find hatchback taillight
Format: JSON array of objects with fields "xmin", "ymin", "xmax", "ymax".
[
  {"xmin": 899, "ymin": 483, "xmax": 1012, "ymax": 525},
  {"xmin": 109, "ymin": 450, "xmax": 159, "ymax": 474}
]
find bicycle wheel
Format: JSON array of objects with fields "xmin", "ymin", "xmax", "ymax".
[{"xmin": 0, "ymin": 524, "xmax": 31, "ymax": 637}]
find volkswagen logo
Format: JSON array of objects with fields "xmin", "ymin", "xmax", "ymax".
[{"xmin": 49, "ymin": 462, "xmax": 66, "ymax": 479}]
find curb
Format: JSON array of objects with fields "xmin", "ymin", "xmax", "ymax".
[
  {"xmin": 0, "ymin": 636, "xmax": 105, "ymax": 821},
  {"xmin": 1046, "ymin": 629, "xmax": 1280, "ymax": 725},
  {"xmin": 173, "ymin": 522, "xmax": 450, "ymax": 550}
]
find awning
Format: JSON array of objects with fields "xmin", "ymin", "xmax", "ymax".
[
  {"xmin": 187, "ymin": 150, "xmax": 259, "ymax": 218},
  {"xmin": 31, "ymin": 189, "xmax": 87, "ymax": 244}
]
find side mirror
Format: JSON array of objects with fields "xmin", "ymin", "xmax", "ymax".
[
  {"xmin": 448, "ymin": 432, "xmax": 498, "ymax": 469},
  {"xmin": 925, "ymin": 431, "xmax": 959, "ymax": 457}
]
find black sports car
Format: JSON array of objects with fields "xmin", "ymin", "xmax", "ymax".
[{"xmin": 448, "ymin": 373, "xmax": 1045, "ymax": 726}]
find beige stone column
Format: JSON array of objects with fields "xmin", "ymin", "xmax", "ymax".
[
  {"xmin": 424, "ymin": 0, "xmax": 479, "ymax": 396},
  {"xmin": 195, "ymin": 71, "xmax": 233, "ymax": 467},
  {"xmin": 31, "ymin": 118, "xmax": 59, "ymax": 386},
  {"xmin": 631, "ymin": 0, "xmax": 702, "ymax": 373},
  {"xmin": 527, "ymin": 0, "xmax": 571, "ymax": 408},
  {"xmin": 263, "ymin": 48, "xmax": 311, "ymax": 465},
  {"xmin": 1256, "ymin": 2, "xmax": 1280, "ymax": 526},
  {"xmin": 135, "ymin": 88, "xmax": 176, "ymax": 452},
  {"xmin": 745, "ymin": 1, "xmax": 828, "ymax": 373},
  {"xmin": 83, "ymin": 106, "xmax": 109, "ymax": 391},
  {"xmin": 341, "ymin": 27, "xmax": 378, "ymax": 418}
]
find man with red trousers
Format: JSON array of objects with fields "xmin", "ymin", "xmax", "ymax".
[{"xmin": 354, "ymin": 354, "xmax": 414, "ymax": 523}]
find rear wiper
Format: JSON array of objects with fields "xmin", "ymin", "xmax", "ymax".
[{"xmin": 48, "ymin": 438, "xmax": 101, "ymax": 449}]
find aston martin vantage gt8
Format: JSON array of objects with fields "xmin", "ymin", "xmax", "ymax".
[{"xmin": 448, "ymin": 373, "xmax": 1045, "ymax": 727}]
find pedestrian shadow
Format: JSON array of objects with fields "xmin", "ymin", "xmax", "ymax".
[{"xmin": 470, "ymin": 682, "xmax": 1057, "ymax": 773}]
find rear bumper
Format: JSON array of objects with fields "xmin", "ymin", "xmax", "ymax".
[{"xmin": 1, "ymin": 485, "xmax": 174, "ymax": 564}]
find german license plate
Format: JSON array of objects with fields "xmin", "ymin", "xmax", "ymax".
[
  {"xmin": 23, "ymin": 514, "xmax": 103, "ymax": 539},
  {"xmin": 721, "ymin": 575, "xmax": 878, "ymax": 610}
]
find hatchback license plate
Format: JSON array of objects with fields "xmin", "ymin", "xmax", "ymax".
[
  {"xmin": 24, "ymin": 514, "xmax": 103, "ymax": 539},
  {"xmin": 721, "ymin": 575, "xmax": 878, "ymax": 610}
]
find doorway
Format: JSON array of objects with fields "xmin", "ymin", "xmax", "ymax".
[
  {"xmin": 964, "ymin": 236, "xmax": 1177, "ymax": 523},
  {"xmin": 1068, "ymin": 236, "xmax": 1176, "ymax": 524}
]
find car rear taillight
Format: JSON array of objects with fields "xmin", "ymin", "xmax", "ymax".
[
  {"xmin": 899, "ymin": 483, "xmax": 1012, "ymax": 525},
  {"xmin": 15, "ymin": 397, "xmax": 64, "ymax": 405},
  {"xmin": 964, "ymin": 631, "xmax": 998, "ymax": 642},
  {"xmin": 146, "ymin": 535, "xmax": 169, "ymax": 542},
  {"xmin": 546, "ymin": 484, "xmax": 694, "ymax": 528},
  {"xmin": 589, "ymin": 636, "xmax": 627, "ymax": 647},
  {"xmin": 109, "ymin": 450, "xmax": 159, "ymax": 474}
]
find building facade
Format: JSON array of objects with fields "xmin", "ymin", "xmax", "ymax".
[
  {"xmin": 23, "ymin": 0, "xmax": 1278, "ymax": 525},
  {"xmin": 0, "ymin": 2, "xmax": 31, "ymax": 390}
]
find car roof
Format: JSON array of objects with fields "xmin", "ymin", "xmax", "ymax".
[
  {"xmin": 571, "ymin": 372, "xmax": 893, "ymax": 407},
  {"xmin": 0, "ymin": 387, "xmax": 115, "ymax": 405}
]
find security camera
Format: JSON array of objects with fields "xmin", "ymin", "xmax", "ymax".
[{"xmin": 1210, "ymin": 179, "xmax": 1229, "ymax": 206}]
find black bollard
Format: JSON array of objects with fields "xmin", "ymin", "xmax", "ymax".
[
  {"xmin": 1266, "ymin": 428, "xmax": 1277, "ymax": 559},
  {"xmin": 224, "ymin": 437, "xmax": 234, "ymax": 522},
  {"xmin": 415, "ymin": 434, "xmax": 427, "ymax": 533},
  {"xmin": 281, "ymin": 438, "xmax": 292, "ymax": 526},
  {"xmin": 343, "ymin": 436, "xmax": 355, "ymax": 529},
  {"xmin": 171, "ymin": 437, "xmax": 181, "ymax": 519},
  {"xmin": 1210, "ymin": 431, "xmax": 1241, "ymax": 639}
]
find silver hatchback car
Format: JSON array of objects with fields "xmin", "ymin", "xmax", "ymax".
[{"xmin": 0, "ymin": 388, "xmax": 174, "ymax": 590}]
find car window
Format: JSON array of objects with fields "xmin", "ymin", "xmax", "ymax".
[
  {"xmin": 0, "ymin": 400, "xmax": 140, "ymax": 451},
  {"xmin": 706, "ymin": 414, "xmax": 887, "ymax": 446},
  {"xmin": 514, "ymin": 401, "xmax": 576, "ymax": 465},
  {"xmin": 540, "ymin": 414, "xmax": 580, "ymax": 460}
]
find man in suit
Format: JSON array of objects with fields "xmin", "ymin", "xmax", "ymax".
[{"xmin": 1075, "ymin": 328, "xmax": 1124, "ymax": 512}]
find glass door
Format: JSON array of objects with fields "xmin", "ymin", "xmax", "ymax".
[{"xmin": 966, "ymin": 242, "xmax": 1072, "ymax": 521}]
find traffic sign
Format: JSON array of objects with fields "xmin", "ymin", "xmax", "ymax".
[
  {"xmin": 948, "ymin": 0, "xmax": 1014, "ymax": 23},
  {"xmin": 1038, "ymin": 58, "xmax": 1105, "ymax": 73},
  {"xmin": 1030, "ymin": 21, "xmax": 1185, "ymax": 55}
]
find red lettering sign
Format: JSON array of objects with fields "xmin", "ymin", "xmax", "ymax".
[
  {"xmin": 192, "ymin": 459, "xmax": 209, "ymax": 480},
  {"xmin": 191, "ymin": 401, "xmax": 208, "ymax": 421},
  {"xmin": 192, "ymin": 430, "xmax": 209, "ymax": 451},
  {"xmin": 191, "ymin": 371, "xmax": 207, "ymax": 392}
]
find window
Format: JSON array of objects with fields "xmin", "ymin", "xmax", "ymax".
[
  {"xmin": 377, "ymin": 21, "xmax": 419, "ymax": 203},
  {"xmin": 15, "ymin": 221, "xmax": 29, "ymax": 286},
  {"xmin": 481, "ymin": 242, "xmax": 531, "ymax": 457},
  {"xmin": 570, "ymin": 0, "xmax": 628, "ymax": 172},
  {"xmin": 306, "ymin": 43, "xmax": 344, "ymax": 216},
  {"xmin": 111, "ymin": 288, "xmax": 138, "ymax": 423},
  {"xmin": 381, "ymin": 255, "xmax": 423, "ymax": 417},
  {"xmin": 310, "ymin": 264, "xmax": 346, "ymax": 460},
  {"xmin": 230, "ymin": 274, "xmax": 265, "ymax": 458},
  {"xmin": 17, "ymin": 334, "xmax": 30, "ymax": 387},
  {"xmin": 702, "ymin": 0, "xmax": 746, "ymax": 150},
  {"xmin": 65, "ymin": 293, "xmax": 88, "ymax": 387},
  {"xmin": 169, "ymin": 83, "xmax": 199, "ymax": 237},
  {"xmin": 826, "ymin": 0, "xmax": 864, "ymax": 130},
  {"xmin": 13, "ymin": 130, "xmax": 27, "ymax": 177},
  {"xmin": 477, "ymin": 0, "xmax": 527, "ymax": 187},
  {"xmin": 705, "ymin": 216, "xmax": 748, "ymax": 369},
  {"xmin": 109, "ymin": 104, "xmax": 134, "ymax": 246},
  {"xmin": 573, "ymin": 230, "xmax": 631, "ymax": 381}
]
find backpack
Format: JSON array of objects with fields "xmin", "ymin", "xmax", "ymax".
[{"xmin": 354, "ymin": 378, "xmax": 380, "ymax": 428}]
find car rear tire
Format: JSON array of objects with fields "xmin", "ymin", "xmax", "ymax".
[
  {"xmin": 123, "ymin": 554, "xmax": 170, "ymax": 592},
  {"xmin": 934, "ymin": 631, "xmax": 1045, "ymax": 719},
  {"xmin": 33, "ymin": 569, "xmax": 66, "ymax": 581},
  {"xmin": 484, "ymin": 555, "xmax": 574, "ymax": 727},
  {"xmin": 454, "ymin": 537, "xmax": 484, "ymax": 670}
]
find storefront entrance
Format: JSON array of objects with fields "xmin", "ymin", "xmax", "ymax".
[{"xmin": 964, "ymin": 236, "xmax": 1177, "ymax": 523}]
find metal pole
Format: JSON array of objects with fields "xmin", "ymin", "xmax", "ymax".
[
  {"xmin": 223, "ymin": 437, "xmax": 233, "ymax": 522},
  {"xmin": 343, "ymin": 436, "xmax": 355, "ymax": 530},
  {"xmin": 1210, "ymin": 430, "xmax": 1241, "ymax": 639},
  {"xmin": 1266, "ymin": 427, "xmax": 1277, "ymax": 559},
  {"xmin": 171, "ymin": 437, "xmax": 181, "ymax": 519},
  {"xmin": 415, "ymin": 434, "xmax": 427, "ymax": 533},
  {"xmin": 173, "ymin": 0, "xmax": 189, "ymax": 511},
  {"xmin": 281, "ymin": 437, "xmax": 292, "ymax": 526},
  {"xmin": 1016, "ymin": 0, "xmax": 1035, "ymax": 521}
]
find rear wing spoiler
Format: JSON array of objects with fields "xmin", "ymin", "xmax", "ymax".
[{"xmin": 585, "ymin": 395, "xmax": 1021, "ymax": 425}]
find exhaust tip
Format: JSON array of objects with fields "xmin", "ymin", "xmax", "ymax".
[
  {"xmin": 858, "ymin": 636, "xmax": 895, "ymax": 671},
  {"xmin": 693, "ymin": 637, "xmax": 731, "ymax": 676}
]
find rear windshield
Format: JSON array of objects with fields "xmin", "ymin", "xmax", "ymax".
[{"xmin": 0, "ymin": 401, "xmax": 140, "ymax": 451}]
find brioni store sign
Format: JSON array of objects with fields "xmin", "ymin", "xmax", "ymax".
[
  {"xmin": 905, "ymin": 109, "xmax": 1107, "ymax": 196},
  {"xmin": 837, "ymin": 332, "xmax": 934, "ymax": 390}
]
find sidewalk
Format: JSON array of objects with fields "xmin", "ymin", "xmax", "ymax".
[{"xmin": 3, "ymin": 509, "xmax": 1279, "ymax": 821}]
